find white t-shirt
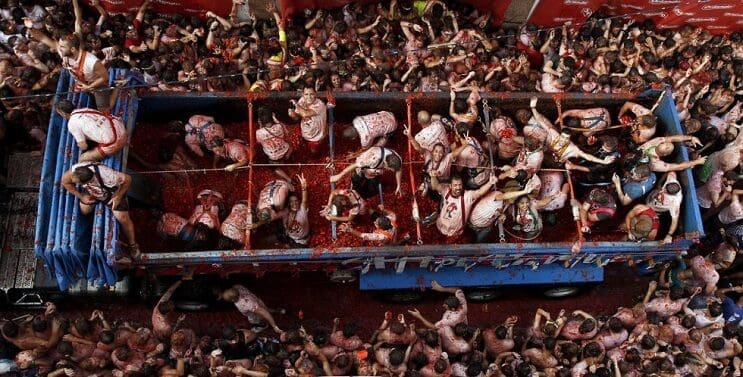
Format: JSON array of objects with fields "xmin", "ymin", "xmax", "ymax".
[
  {"xmin": 298, "ymin": 98, "xmax": 327, "ymax": 142},
  {"xmin": 71, "ymin": 162, "xmax": 125, "ymax": 201},
  {"xmin": 68, "ymin": 109, "xmax": 125, "ymax": 145},
  {"xmin": 469, "ymin": 191, "xmax": 505, "ymax": 228},
  {"xmin": 718, "ymin": 199, "xmax": 743, "ymax": 225},
  {"xmin": 436, "ymin": 185, "xmax": 477, "ymax": 237},
  {"xmin": 220, "ymin": 203, "xmax": 250, "ymax": 243},
  {"xmin": 414, "ymin": 120, "xmax": 448, "ymax": 152},
  {"xmin": 284, "ymin": 207, "xmax": 310, "ymax": 243},
  {"xmin": 256, "ymin": 123, "xmax": 290, "ymax": 161},
  {"xmin": 352, "ymin": 111, "xmax": 397, "ymax": 149}
]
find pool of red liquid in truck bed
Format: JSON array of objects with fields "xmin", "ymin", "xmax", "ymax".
[{"xmin": 127, "ymin": 117, "xmax": 638, "ymax": 254}]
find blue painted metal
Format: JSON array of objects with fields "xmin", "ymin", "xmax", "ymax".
[
  {"xmin": 35, "ymin": 69, "xmax": 137, "ymax": 289},
  {"xmin": 359, "ymin": 265, "xmax": 604, "ymax": 290}
]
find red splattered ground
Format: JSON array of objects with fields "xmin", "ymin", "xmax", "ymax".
[{"xmin": 3, "ymin": 266, "xmax": 651, "ymax": 338}]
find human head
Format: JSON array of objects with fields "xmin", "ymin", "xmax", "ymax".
[
  {"xmin": 302, "ymin": 87, "xmax": 317, "ymax": 104},
  {"xmin": 99, "ymin": 330, "xmax": 115, "ymax": 344},
  {"xmin": 57, "ymin": 34, "xmax": 81, "ymax": 58},
  {"xmin": 432, "ymin": 143, "xmax": 446, "ymax": 163},
  {"xmin": 31, "ymin": 316, "xmax": 48, "ymax": 332},
  {"xmin": 423, "ymin": 330, "xmax": 439, "ymax": 347},
  {"xmin": 158, "ymin": 300, "xmax": 175, "ymax": 314},
  {"xmin": 656, "ymin": 142, "xmax": 674, "ymax": 157},
  {"xmin": 494, "ymin": 325, "xmax": 508, "ymax": 339},
  {"xmin": 389, "ymin": 348, "xmax": 405, "ymax": 366},
  {"xmin": 221, "ymin": 287, "xmax": 239, "ymax": 302},
  {"xmin": 578, "ymin": 318, "xmax": 596, "ymax": 334},
  {"xmin": 450, "ymin": 176, "xmax": 464, "ymax": 197},
  {"xmin": 257, "ymin": 107, "xmax": 273, "ymax": 125},
  {"xmin": 708, "ymin": 337, "xmax": 724, "ymax": 351},
  {"xmin": 342, "ymin": 125, "xmax": 359, "ymax": 140},
  {"xmin": 664, "ymin": 181, "xmax": 681, "ymax": 195},
  {"xmin": 342, "ymin": 323, "xmax": 357, "ymax": 338},
  {"xmin": 2, "ymin": 321, "xmax": 19, "ymax": 338},
  {"xmin": 417, "ymin": 111, "xmax": 431, "ymax": 127},
  {"xmin": 608, "ymin": 317, "xmax": 623, "ymax": 333},
  {"xmin": 389, "ymin": 321, "xmax": 405, "ymax": 335},
  {"xmin": 385, "ymin": 154, "xmax": 402, "ymax": 171},
  {"xmin": 55, "ymin": 99, "xmax": 75, "ymax": 119},
  {"xmin": 72, "ymin": 166, "xmax": 95, "ymax": 185},
  {"xmin": 453, "ymin": 323, "xmax": 468, "ymax": 338},
  {"xmin": 375, "ymin": 215, "xmax": 392, "ymax": 231},
  {"xmin": 288, "ymin": 194, "xmax": 300, "ymax": 212},
  {"xmin": 583, "ymin": 341, "xmax": 601, "ymax": 357},
  {"xmin": 74, "ymin": 318, "xmax": 92, "ymax": 336},
  {"xmin": 57, "ymin": 341, "xmax": 73, "ymax": 357}
]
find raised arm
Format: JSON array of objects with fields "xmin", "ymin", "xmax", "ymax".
[{"xmin": 430, "ymin": 280, "xmax": 459, "ymax": 294}]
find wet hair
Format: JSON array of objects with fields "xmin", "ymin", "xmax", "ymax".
[
  {"xmin": 389, "ymin": 348, "xmax": 405, "ymax": 366},
  {"xmin": 385, "ymin": 154, "xmax": 402, "ymax": 170},
  {"xmin": 342, "ymin": 323, "xmax": 357, "ymax": 338},
  {"xmin": 74, "ymin": 318, "xmax": 91, "ymax": 336},
  {"xmin": 454, "ymin": 322, "xmax": 469, "ymax": 337},
  {"xmin": 665, "ymin": 182, "xmax": 681, "ymax": 195},
  {"xmin": 583, "ymin": 342, "xmax": 601, "ymax": 358},
  {"xmin": 2, "ymin": 321, "xmax": 19, "ymax": 338},
  {"xmin": 434, "ymin": 357, "xmax": 448, "ymax": 373},
  {"xmin": 681, "ymin": 315, "xmax": 696, "ymax": 329},
  {"xmin": 158, "ymin": 300, "xmax": 175, "ymax": 314},
  {"xmin": 389, "ymin": 322, "xmax": 405, "ymax": 335},
  {"xmin": 466, "ymin": 363, "xmax": 482, "ymax": 377},
  {"xmin": 543, "ymin": 322, "xmax": 557, "ymax": 337},
  {"xmin": 516, "ymin": 362, "xmax": 532, "ymax": 377},
  {"xmin": 57, "ymin": 341, "xmax": 73, "ymax": 357},
  {"xmin": 640, "ymin": 334, "xmax": 656, "ymax": 349},
  {"xmin": 608, "ymin": 317, "xmax": 623, "ymax": 333},
  {"xmin": 73, "ymin": 166, "xmax": 95, "ymax": 183},
  {"xmin": 57, "ymin": 99, "xmax": 75, "ymax": 114},
  {"xmin": 669, "ymin": 286, "xmax": 685, "ymax": 300},
  {"xmin": 100, "ymin": 330, "xmax": 115, "ymax": 344},
  {"xmin": 258, "ymin": 107, "xmax": 273, "ymax": 125},
  {"xmin": 115, "ymin": 346, "xmax": 131, "ymax": 361},
  {"xmin": 625, "ymin": 348, "xmax": 640, "ymax": 363},
  {"xmin": 444, "ymin": 296, "xmax": 461, "ymax": 310},
  {"xmin": 313, "ymin": 330, "xmax": 328, "ymax": 345},
  {"xmin": 335, "ymin": 353, "xmax": 350, "ymax": 368},
  {"xmin": 31, "ymin": 316, "xmax": 48, "ymax": 332},
  {"xmin": 709, "ymin": 337, "xmax": 724, "ymax": 351},
  {"xmin": 708, "ymin": 302, "xmax": 722, "ymax": 317},
  {"xmin": 494, "ymin": 325, "xmax": 508, "ymax": 339},
  {"xmin": 543, "ymin": 336, "xmax": 556, "ymax": 350},
  {"xmin": 424, "ymin": 330, "xmax": 439, "ymax": 347}
]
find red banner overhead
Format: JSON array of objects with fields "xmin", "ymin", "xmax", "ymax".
[
  {"xmin": 527, "ymin": 0, "xmax": 605, "ymax": 28},
  {"xmin": 528, "ymin": 0, "xmax": 741, "ymax": 34}
]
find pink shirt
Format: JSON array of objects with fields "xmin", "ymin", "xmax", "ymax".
[
  {"xmin": 696, "ymin": 171, "xmax": 723, "ymax": 209},
  {"xmin": 256, "ymin": 123, "xmax": 291, "ymax": 161},
  {"xmin": 352, "ymin": 111, "xmax": 397, "ymax": 149}
]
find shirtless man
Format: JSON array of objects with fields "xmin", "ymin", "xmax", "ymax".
[
  {"xmin": 249, "ymin": 178, "xmax": 294, "ymax": 230},
  {"xmin": 638, "ymin": 135, "xmax": 706, "ymax": 172},
  {"xmin": 483, "ymin": 317, "xmax": 518, "ymax": 359},
  {"xmin": 679, "ymin": 255, "xmax": 720, "ymax": 295},
  {"xmin": 218, "ymin": 201, "xmax": 250, "ymax": 249},
  {"xmin": 645, "ymin": 172, "xmax": 683, "ymax": 244},
  {"xmin": 255, "ymin": 107, "xmax": 292, "ymax": 180},
  {"xmin": 643, "ymin": 281, "xmax": 695, "ymax": 320},
  {"xmin": 330, "ymin": 146, "xmax": 403, "ymax": 197},
  {"xmin": 1, "ymin": 316, "xmax": 63, "ymax": 354},
  {"xmin": 411, "ymin": 330, "xmax": 443, "ymax": 365},
  {"xmin": 152, "ymin": 277, "xmax": 187, "ymax": 341},
  {"xmin": 430, "ymin": 173, "xmax": 497, "ymax": 238},
  {"xmin": 321, "ymin": 188, "xmax": 367, "ymax": 223},
  {"xmin": 559, "ymin": 310, "xmax": 598, "ymax": 341},
  {"xmin": 529, "ymin": 97, "xmax": 616, "ymax": 166},
  {"xmin": 57, "ymin": 100, "xmax": 128, "ymax": 161},
  {"xmin": 330, "ymin": 318, "xmax": 363, "ymax": 351},
  {"xmin": 188, "ymin": 189, "xmax": 223, "ymax": 231},
  {"xmin": 61, "ymin": 163, "xmax": 139, "ymax": 258},
  {"xmin": 342, "ymin": 110, "xmax": 398, "ymax": 150},
  {"xmin": 288, "ymin": 87, "xmax": 327, "ymax": 154},
  {"xmin": 618, "ymin": 101, "xmax": 658, "ymax": 144},
  {"xmin": 219, "ymin": 284, "xmax": 282, "ymax": 333},
  {"xmin": 559, "ymin": 107, "xmax": 611, "ymax": 145},
  {"xmin": 374, "ymin": 344, "xmax": 412, "ymax": 376},
  {"xmin": 212, "ymin": 138, "xmax": 250, "ymax": 172},
  {"xmin": 595, "ymin": 317, "xmax": 628, "ymax": 351},
  {"xmin": 340, "ymin": 205, "xmax": 398, "ymax": 245},
  {"xmin": 180, "ymin": 114, "xmax": 226, "ymax": 157}
]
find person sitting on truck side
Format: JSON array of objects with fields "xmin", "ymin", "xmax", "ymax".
[
  {"xmin": 219, "ymin": 285, "xmax": 283, "ymax": 334},
  {"xmin": 61, "ymin": 162, "xmax": 140, "ymax": 260},
  {"xmin": 55, "ymin": 99, "xmax": 128, "ymax": 162},
  {"xmin": 339, "ymin": 205, "xmax": 398, "ymax": 246},
  {"xmin": 330, "ymin": 146, "xmax": 403, "ymax": 198}
]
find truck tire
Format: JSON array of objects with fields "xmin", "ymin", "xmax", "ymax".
[
  {"xmin": 329, "ymin": 270, "xmax": 357, "ymax": 284},
  {"xmin": 465, "ymin": 288, "xmax": 501, "ymax": 302},
  {"xmin": 543, "ymin": 286, "xmax": 580, "ymax": 298}
]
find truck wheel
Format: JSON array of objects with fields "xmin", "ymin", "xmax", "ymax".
[
  {"xmin": 377, "ymin": 290, "xmax": 423, "ymax": 304},
  {"xmin": 175, "ymin": 300, "xmax": 210, "ymax": 311},
  {"xmin": 465, "ymin": 288, "xmax": 501, "ymax": 302},
  {"xmin": 543, "ymin": 286, "xmax": 580, "ymax": 298},
  {"xmin": 329, "ymin": 270, "xmax": 357, "ymax": 284}
]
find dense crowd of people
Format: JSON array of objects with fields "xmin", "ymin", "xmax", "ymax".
[{"xmin": 1, "ymin": 245, "xmax": 742, "ymax": 377}]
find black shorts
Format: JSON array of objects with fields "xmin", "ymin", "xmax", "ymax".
[{"xmin": 105, "ymin": 197, "xmax": 129, "ymax": 212}]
